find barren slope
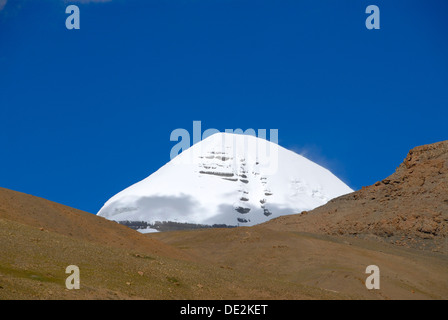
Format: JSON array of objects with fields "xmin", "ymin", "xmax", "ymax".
[
  {"xmin": 0, "ymin": 187, "xmax": 182, "ymax": 258},
  {"xmin": 151, "ymin": 224, "xmax": 448, "ymax": 300},
  {"xmin": 0, "ymin": 188, "xmax": 337, "ymax": 299},
  {"xmin": 265, "ymin": 141, "xmax": 448, "ymax": 253}
]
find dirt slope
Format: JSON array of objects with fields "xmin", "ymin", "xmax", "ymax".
[
  {"xmin": 0, "ymin": 187, "xmax": 182, "ymax": 258},
  {"xmin": 265, "ymin": 141, "xmax": 448, "ymax": 253},
  {"xmin": 0, "ymin": 188, "xmax": 340, "ymax": 299},
  {"xmin": 1, "ymin": 216, "xmax": 326, "ymax": 300},
  {"xmin": 152, "ymin": 226, "xmax": 448, "ymax": 300}
]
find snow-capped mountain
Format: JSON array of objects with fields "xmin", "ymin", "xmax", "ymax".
[{"xmin": 97, "ymin": 133, "xmax": 353, "ymax": 227}]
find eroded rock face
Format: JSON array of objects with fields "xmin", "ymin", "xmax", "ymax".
[
  {"xmin": 267, "ymin": 141, "xmax": 448, "ymax": 253},
  {"xmin": 401, "ymin": 141, "xmax": 448, "ymax": 170}
]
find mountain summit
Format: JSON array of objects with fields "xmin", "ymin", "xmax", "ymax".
[{"xmin": 97, "ymin": 133, "xmax": 353, "ymax": 228}]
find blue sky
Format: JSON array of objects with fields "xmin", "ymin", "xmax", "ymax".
[{"xmin": 0, "ymin": 0, "xmax": 447, "ymax": 214}]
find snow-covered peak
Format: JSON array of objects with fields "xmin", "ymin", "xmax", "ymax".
[{"xmin": 97, "ymin": 133, "xmax": 353, "ymax": 228}]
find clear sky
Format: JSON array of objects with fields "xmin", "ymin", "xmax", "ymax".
[{"xmin": 0, "ymin": 0, "xmax": 447, "ymax": 214}]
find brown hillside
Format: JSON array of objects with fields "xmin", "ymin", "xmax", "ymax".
[
  {"xmin": 152, "ymin": 225, "xmax": 448, "ymax": 300},
  {"xmin": 0, "ymin": 187, "xmax": 181, "ymax": 258},
  {"xmin": 1, "ymin": 188, "xmax": 324, "ymax": 299},
  {"xmin": 265, "ymin": 141, "xmax": 448, "ymax": 253}
]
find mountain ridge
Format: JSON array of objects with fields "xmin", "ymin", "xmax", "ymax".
[
  {"xmin": 98, "ymin": 132, "xmax": 353, "ymax": 228},
  {"xmin": 264, "ymin": 140, "xmax": 448, "ymax": 252}
]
